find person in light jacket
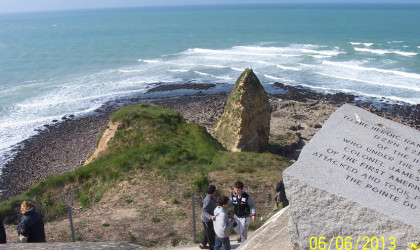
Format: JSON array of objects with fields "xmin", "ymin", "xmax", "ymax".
[{"xmin": 213, "ymin": 196, "xmax": 236, "ymax": 250}]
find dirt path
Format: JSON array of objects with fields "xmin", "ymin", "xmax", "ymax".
[{"xmin": 85, "ymin": 121, "xmax": 120, "ymax": 165}]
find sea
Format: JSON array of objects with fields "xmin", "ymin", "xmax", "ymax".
[{"xmin": 0, "ymin": 3, "xmax": 420, "ymax": 170}]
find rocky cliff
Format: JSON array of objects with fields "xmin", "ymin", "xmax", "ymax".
[{"xmin": 212, "ymin": 68, "xmax": 270, "ymax": 152}]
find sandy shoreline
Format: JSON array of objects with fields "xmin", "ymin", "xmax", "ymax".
[{"xmin": 1, "ymin": 83, "xmax": 419, "ymax": 202}]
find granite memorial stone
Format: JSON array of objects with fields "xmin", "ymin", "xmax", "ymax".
[{"xmin": 284, "ymin": 104, "xmax": 420, "ymax": 250}]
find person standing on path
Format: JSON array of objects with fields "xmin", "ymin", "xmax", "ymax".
[
  {"xmin": 16, "ymin": 201, "xmax": 46, "ymax": 243},
  {"xmin": 213, "ymin": 196, "xmax": 236, "ymax": 250},
  {"xmin": 0, "ymin": 219, "xmax": 6, "ymax": 244},
  {"xmin": 228, "ymin": 181, "xmax": 256, "ymax": 243},
  {"xmin": 274, "ymin": 180, "xmax": 289, "ymax": 209},
  {"xmin": 200, "ymin": 185, "xmax": 217, "ymax": 249}
]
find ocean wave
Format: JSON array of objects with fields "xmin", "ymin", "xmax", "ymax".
[
  {"xmin": 194, "ymin": 71, "xmax": 212, "ymax": 76},
  {"xmin": 185, "ymin": 47, "xmax": 294, "ymax": 57},
  {"xmin": 354, "ymin": 47, "xmax": 418, "ymax": 57},
  {"xmin": 169, "ymin": 62, "xmax": 229, "ymax": 69},
  {"xmin": 169, "ymin": 69, "xmax": 189, "ymax": 73},
  {"xmin": 184, "ymin": 48, "xmax": 219, "ymax": 54},
  {"xmin": 322, "ymin": 61, "xmax": 420, "ymax": 80},
  {"xmin": 214, "ymin": 75, "xmax": 232, "ymax": 81},
  {"xmin": 138, "ymin": 59, "xmax": 161, "ymax": 64},
  {"xmin": 185, "ymin": 45, "xmax": 313, "ymax": 58},
  {"xmin": 264, "ymin": 74, "xmax": 283, "ymax": 81},
  {"xmin": 350, "ymin": 42, "xmax": 374, "ymax": 46},
  {"xmin": 118, "ymin": 69, "xmax": 145, "ymax": 73},
  {"xmin": 315, "ymin": 72, "xmax": 420, "ymax": 92},
  {"xmin": 296, "ymin": 83, "xmax": 355, "ymax": 94},
  {"xmin": 201, "ymin": 56, "xmax": 272, "ymax": 66},
  {"xmin": 15, "ymin": 87, "xmax": 149, "ymax": 110},
  {"xmin": 234, "ymin": 45, "xmax": 291, "ymax": 53},
  {"xmin": 230, "ymin": 67, "xmax": 244, "ymax": 72},
  {"xmin": 310, "ymin": 55, "xmax": 332, "ymax": 59},
  {"xmin": 192, "ymin": 71, "xmax": 230, "ymax": 80},
  {"xmin": 300, "ymin": 49, "xmax": 343, "ymax": 57},
  {"xmin": 354, "ymin": 92, "xmax": 418, "ymax": 105},
  {"xmin": 0, "ymin": 115, "xmax": 59, "ymax": 129},
  {"xmin": 198, "ymin": 64, "xmax": 229, "ymax": 69},
  {"xmin": 276, "ymin": 64, "xmax": 301, "ymax": 71},
  {"xmin": 282, "ymin": 82, "xmax": 418, "ymax": 105}
]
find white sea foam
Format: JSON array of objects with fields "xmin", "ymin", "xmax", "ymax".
[
  {"xmin": 185, "ymin": 46, "xmax": 299, "ymax": 58},
  {"xmin": 214, "ymin": 75, "xmax": 233, "ymax": 81},
  {"xmin": 234, "ymin": 45, "xmax": 291, "ymax": 53},
  {"xmin": 231, "ymin": 67, "xmax": 244, "ymax": 72},
  {"xmin": 192, "ymin": 71, "xmax": 231, "ymax": 81},
  {"xmin": 143, "ymin": 59, "xmax": 161, "ymax": 64},
  {"xmin": 15, "ymin": 88, "xmax": 148, "ymax": 110},
  {"xmin": 354, "ymin": 92, "xmax": 418, "ymax": 105},
  {"xmin": 208, "ymin": 57, "xmax": 271, "ymax": 66},
  {"xmin": 351, "ymin": 42, "xmax": 374, "ymax": 46},
  {"xmin": 118, "ymin": 69, "xmax": 145, "ymax": 73},
  {"xmin": 354, "ymin": 47, "xmax": 418, "ymax": 56},
  {"xmin": 194, "ymin": 71, "xmax": 212, "ymax": 76},
  {"xmin": 315, "ymin": 72, "xmax": 420, "ymax": 92},
  {"xmin": 137, "ymin": 59, "xmax": 161, "ymax": 63},
  {"xmin": 310, "ymin": 55, "xmax": 332, "ymax": 59},
  {"xmin": 282, "ymin": 82, "xmax": 418, "ymax": 104},
  {"xmin": 169, "ymin": 69, "xmax": 189, "ymax": 73},
  {"xmin": 276, "ymin": 64, "xmax": 301, "ymax": 71},
  {"xmin": 300, "ymin": 49, "xmax": 343, "ymax": 57},
  {"xmin": 264, "ymin": 74, "xmax": 283, "ymax": 81},
  {"xmin": 322, "ymin": 61, "xmax": 420, "ymax": 80},
  {"xmin": 297, "ymin": 83, "xmax": 355, "ymax": 94}
]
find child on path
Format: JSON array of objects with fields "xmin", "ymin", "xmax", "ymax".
[{"xmin": 213, "ymin": 196, "xmax": 236, "ymax": 250}]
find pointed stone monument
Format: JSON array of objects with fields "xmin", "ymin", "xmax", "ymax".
[{"xmin": 212, "ymin": 68, "xmax": 270, "ymax": 152}]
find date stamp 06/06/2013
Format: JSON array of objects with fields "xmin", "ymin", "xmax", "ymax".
[{"xmin": 309, "ymin": 236, "xmax": 402, "ymax": 250}]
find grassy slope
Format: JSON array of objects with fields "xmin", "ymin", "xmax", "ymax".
[{"xmin": 0, "ymin": 103, "xmax": 290, "ymax": 246}]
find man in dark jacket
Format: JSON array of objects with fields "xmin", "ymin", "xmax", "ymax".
[
  {"xmin": 200, "ymin": 185, "xmax": 217, "ymax": 249},
  {"xmin": 17, "ymin": 201, "xmax": 46, "ymax": 243},
  {"xmin": 0, "ymin": 219, "xmax": 6, "ymax": 244}
]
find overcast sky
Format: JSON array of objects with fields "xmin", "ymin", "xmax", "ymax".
[{"xmin": 1, "ymin": 0, "xmax": 419, "ymax": 14}]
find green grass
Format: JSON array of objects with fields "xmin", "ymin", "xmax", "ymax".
[
  {"xmin": 151, "ymin": 217, "xmax": 161, "ymax": 223},
  {"xmin": 0, "ymin": 103, "xmax": 289, "ymax": 220}
]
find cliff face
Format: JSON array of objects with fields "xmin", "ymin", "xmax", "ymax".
[{"xmin": 212, "ymin": 68, "xmax": 270, "ymax": 152}]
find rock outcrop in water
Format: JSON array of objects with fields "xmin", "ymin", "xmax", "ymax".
[{"xmin": 212, "ymin": 68, "xmax": 270, "ymax": 152}]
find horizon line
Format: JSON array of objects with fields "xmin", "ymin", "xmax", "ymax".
[{"xmin": 1, "ymin": 2, "xmax": 420, "ymax": 15}]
